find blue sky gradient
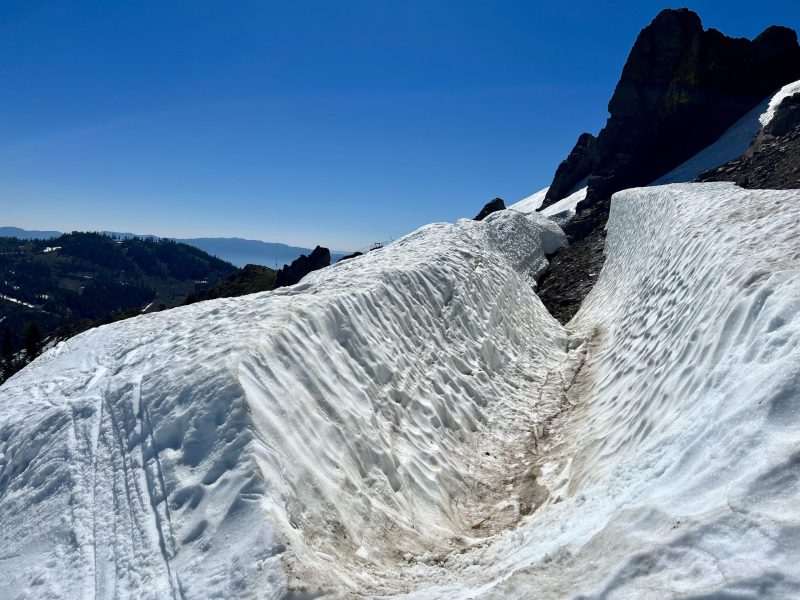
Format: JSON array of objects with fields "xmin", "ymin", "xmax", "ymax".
[{"xmin": 1, "ymin": 1, "xmax": 798, "ymax": 249}]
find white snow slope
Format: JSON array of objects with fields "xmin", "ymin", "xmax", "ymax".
[
  {"xmin": 760, "ymin": 79, "xmax": 800, "ymax": 127},
  {"xmin": 508, "ymin": 187, "xmax": 587, "ymax": 228},
  {"xmin": 2, "ymin": 182, "xmax": 800, "ymax": 598}
]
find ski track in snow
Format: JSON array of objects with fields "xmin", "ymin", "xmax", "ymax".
[{"xmin": 1, "ymin": 182, "xmax": 800, "ymax": 598}]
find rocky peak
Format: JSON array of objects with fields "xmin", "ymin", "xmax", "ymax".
[
  {"xmin": 274, "ymin": 245, "xmax": 331, "ymax": 288},
  {"xmin": 543, "ymin": 133, "xmax": 596, "ymax": 208},
  {"xmin": 547, "ymin": 8, "xmax": 800, "ymax": 240}
]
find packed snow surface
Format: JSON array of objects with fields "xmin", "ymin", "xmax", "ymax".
[
  {"xmin": 508, "ymin": 187, "xmax": 549, "ymax": 214},
  {"xmin": 2, "ymin": 183, "xmax": 800, "ymax": 598}
]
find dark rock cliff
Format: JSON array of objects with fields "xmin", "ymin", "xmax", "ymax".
[{"xmin": 543, "ymin": 133, "xmax": 596, "ymax": 208}]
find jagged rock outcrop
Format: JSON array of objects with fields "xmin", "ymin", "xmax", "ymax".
[
  {"xmin": 184, "ymin": 264, "xmax": 276, "ymax": 304},
  {"xmin": 274, "ymin": 245, "xmax": 331, "ymax": 288},
  {"xmin": 696, "ymin": 92, "xmax": 800, "ymax": 189},
  {"xmin": 550, "ymin": 8, "xmax": 800, "ymax": 240},
  {"xmin": 474, "ymin": 198, "xmax": 506, "ymax": 221},
  {"xmin": 543, "ymin": 133, "xmax": 596, "ymax": 208}
]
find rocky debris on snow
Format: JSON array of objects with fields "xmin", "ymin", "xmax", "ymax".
[
  {"xmin": 697, "ymin": 92, "xmax": 800, "ymax": 189},
  {"xmin": 184, "ymin": 263, "xmax": 276, "ymax": 304},
  {"xmin": 551, "ymin": 8, "xmax": 800, "ymax": 241},
  {"xmin": 543, "ymin": 133, "xmax": 595, "ymax": 208},
  {"xmin": 274, "ymin": 245, "xmax": 331, "ymax": 288},
  {"xmin": 474, "ymin": 198, "xmax": 506, "ymax": 221}
]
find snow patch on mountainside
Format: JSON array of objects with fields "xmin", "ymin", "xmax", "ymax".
[
  {"xmin": 538, "ymin": 187, "xmax": 587, "ymax": 226},
  {"xmin": 509, "ymin": 187, "xmax": 549, "ymax": 214},
  {"xmin": 652, "ymin": 98, "xmax": 770, "ymax": 184},
  {"xmin": 760, "ymin": 79, "xmax": 800, "ymax": 126},
  {"xmin": 509, "ymin": 186, "xmax": 587, "ymax": 227},
  {"xmin": 654, "ymin": 80, "xmax": 800, "ymax": 185}
]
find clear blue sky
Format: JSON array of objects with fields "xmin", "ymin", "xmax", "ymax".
[{"xmin": 1, "ymin": 1, "xmax": 797, "ymax": 250}]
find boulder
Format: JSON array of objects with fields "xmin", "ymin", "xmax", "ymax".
[{"xmin": 474, "ymin": 198, "xmax": 506, "ymax": 221}]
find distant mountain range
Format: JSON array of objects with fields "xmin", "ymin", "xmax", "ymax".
[{"xmin": 0, "ymin": 227, "xmax": 348, "ymax": 268}]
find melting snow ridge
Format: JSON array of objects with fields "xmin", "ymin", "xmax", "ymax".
[{"xmin": 0, "ymin": 209, "xmax": 568, "ymax": 598}]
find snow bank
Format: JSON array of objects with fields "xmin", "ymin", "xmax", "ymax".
[
  {"xmin": 0, "ymin": 210, "xmax": 567, "ymax": 598},
  {"xmin": 559, "ymin": 183, "xmax": 800, "ymax": 598}
]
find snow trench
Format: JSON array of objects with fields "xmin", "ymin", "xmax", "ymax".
[{"xmin": 2, "ymin": 183, "xmax": 800, "ymax": 598}]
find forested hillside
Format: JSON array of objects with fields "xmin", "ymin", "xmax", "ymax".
[{"xmin": 0, "ymin": 232, "xmax": 235, "ymax": 381}]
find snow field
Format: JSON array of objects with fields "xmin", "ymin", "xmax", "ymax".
[
  {"xmin": 508, "ymin": 187, "xmax": 549, "ymax": 214},
  {"xmin": 508, "ymin": 186, "xmax": 588, "ymax": 228}
]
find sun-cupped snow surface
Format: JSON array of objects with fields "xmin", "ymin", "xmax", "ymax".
[
  {"xmin": 0, "ymin": 209, "xmax": 568, "ymax": 598},
  {"xmin": 432, "ymin": 182, "xmax": 800, "ymax": 599},
  {"xmin": 760, "ymin": 79, "xmax": 800, "ymax": 126}
]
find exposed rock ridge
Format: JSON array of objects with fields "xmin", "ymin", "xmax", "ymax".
[
  {"xmin": 542, "ymin": 133, "xmax": 596, "ymax": 208},
  {"xmin": 548, "ymin": 8, "xmax": 800, "ymax": 240},
  {"xmin": 274, "ymin": 245, "xmax": 331, "ymax": 288},
  {"xmin": 184, "ymin": 263, "xmax": 276, "ymax": 304}
]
